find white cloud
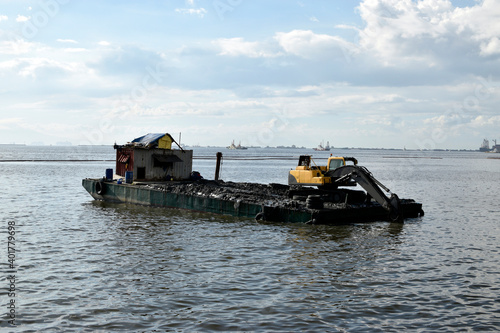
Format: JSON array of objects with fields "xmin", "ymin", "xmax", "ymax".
[
  {"xmin": 0, "ymin": 118, "xmax": 22, "ymax": 130},
  {"xmin": 1, "ymin": 55, "xmax": 86, "ymax": 80},
  {"xmin": 0, "ymin": 39, "xmax": 34, "ymax": 55},
  {"xmin": 0, "ymin": 15, "xmax": 8, "ymax": 22},
  {"xmin": 213, "ymin": 31, "xmax": 358, "ymax": 61},
  {"xmin": 175, "ymin": 7, "xmax": 207, "ymax": 17},
  {"xmin": 57, "ymin": 39, "xmax": 78, "ymax": 44},
  {"xmin": 357, "ymin": 0, "xmax": 500, "ymax": 65},
  {"xmin": 63, "ymin": 48, "xmax": 87, "ymax": 53},
  {"xmin": 20, "ymin": 121, "xmax": 83, "ymax": 137},
  {"xmin": 459, "ymin": 0, "xmax": 500, "ymax": 41},
  {"xmin": 200, "ymin": 1, "xmax": 500, "ymax": 87},
  {"xmin": 480, "ymin": 37, "xmax": 500, "ymax": 56},
  {"xmin": 98, "ymin": 41, "xmax": 111, "ymax": 46},
  {"xmin": 471, "ymin": 115, "xmax": 500, "ymax": 128},
  {"xmin": 275, "ymin": 30, "xmax": 358, "ymax": 60},
  {"xmin": 213, "ymin": 37, "xmax": 281, "ymax": 58},
  {"xmin": 175, "ymin": 0, "xmax": 206, "ymax": 17},
  {"xmin": 16, "ymin": 15, "xmax": 29, "ymax": 22},
  {"xmin": 16, "ymin": 58, "xmax": 70, "ymax": 78}
]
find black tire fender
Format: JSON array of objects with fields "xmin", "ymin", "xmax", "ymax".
[
  {"xmin": 96, "ymin": 180, "xmax": 106, "ymax": 195},
  {"xmin": 388, "ymin": 193, "xmax": 403, "ymax": 223}
]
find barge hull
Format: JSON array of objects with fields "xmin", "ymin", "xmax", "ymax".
[{"xmin": 82, "ymin": 179, "xmax": 423, "ymax": 225}]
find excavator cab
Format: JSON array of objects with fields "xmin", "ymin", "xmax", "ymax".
[
  {"xmin": 298, "ymin": 155, "xmax": 312, "ymax": 167},
  {"xmin": 327, "ymin": 156, "xmax": 358, "ymax": 171}
]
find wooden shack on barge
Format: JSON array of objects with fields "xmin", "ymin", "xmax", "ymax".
[{"xmin": 114, "ymin": 133, "xmax": 193, "ymax": 181}]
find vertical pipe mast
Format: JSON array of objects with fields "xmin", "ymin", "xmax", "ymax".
[{"xmin": 215, "ymin": 152, "xmax": 222, "ymax": 181}]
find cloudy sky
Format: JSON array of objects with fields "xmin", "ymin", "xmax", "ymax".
[{"xmin": 0, "ymin": 0, "xmax": 499, "ymax": 149}]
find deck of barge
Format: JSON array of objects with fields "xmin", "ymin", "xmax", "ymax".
[{"xmin": 82, "ymin": 178, "xmax": 423, "ymax": 225}]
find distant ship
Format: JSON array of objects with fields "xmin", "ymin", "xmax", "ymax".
[
  {"xmin": 480, "ymin": 139, "xmax": 500, "ymax": 153},
  {"xmin": 227, "ymin": 140, "xmax": 247, "ymax": 150},
  {"xmin": 313, "ymin": 141, "xmax": 331, "ymax": 151},
  {"xmin": 480, "ymin": 139, "xmax": 490, "ymax": 152},
  {"xmin": 492, "ymin": 139, "xmax": 500, "ymax": 153}
]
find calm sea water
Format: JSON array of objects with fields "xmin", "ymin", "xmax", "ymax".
[{"xmin": 1, "ymin": 145, "xmax": 499, "ymax": 332}]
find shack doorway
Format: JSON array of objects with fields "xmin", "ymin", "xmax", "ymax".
[{"xmin": 137, "ymin": 167, "xmax": 146, "ymax": 179}]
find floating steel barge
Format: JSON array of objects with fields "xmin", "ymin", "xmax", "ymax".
[
  {"xmin": 82, "ymin": 133, "xmax": 423, "ymax": 225},
  {"xmin": 82, "ymin": 178, "xmax": 423, "ymax": 224}
]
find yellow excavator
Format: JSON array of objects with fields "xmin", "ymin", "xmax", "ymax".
[
  {"xmin": 288, "ymin": 155, "xmax": 358, "ymax": 187},
  {"xmin": 288, "ymin": 155, "xmax": 402, "ymax": 222}
]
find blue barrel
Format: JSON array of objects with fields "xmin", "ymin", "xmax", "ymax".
[
  {"xmin": 105, "ymin": 168, "xmax": 113, "ymax": 181},
  {"xmin": 125, "ymin": 171, "xmax": 133, "ymax": 184}
]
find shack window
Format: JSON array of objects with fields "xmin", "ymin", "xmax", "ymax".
[
  {"xmin": 153, "ymin": 154, "xmax": 182, "ymax": 168},
  {"xmin": 155, "ymin": 161, "xmax": 173, "ymax": 169}
]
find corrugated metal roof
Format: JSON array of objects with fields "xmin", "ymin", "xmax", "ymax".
[{"xmin": 131, "ymin": 133, "xmax": 171, "ymax": 146}]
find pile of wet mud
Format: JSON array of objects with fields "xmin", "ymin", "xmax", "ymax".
[
  {"xmin": 145, "ymin": 179, "xmax": 375, "ymax": 211},
  {"xmin": 149, "ymin": 180, "xmax": 299, "ymax": 208}
]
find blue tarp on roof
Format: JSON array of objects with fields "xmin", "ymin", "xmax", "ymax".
[{"xmin": 131, "ymin": 133, "xmax": 170, "ymax": 146}]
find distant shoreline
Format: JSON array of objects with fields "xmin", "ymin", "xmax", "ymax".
[{"xmin": 0, "ymin": 143, "xmax": 490, "ymax": 152}]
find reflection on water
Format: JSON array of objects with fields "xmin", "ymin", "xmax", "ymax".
[{"xmin": 1, "ymin": 146, "xmax": 499, "ymax": 331}]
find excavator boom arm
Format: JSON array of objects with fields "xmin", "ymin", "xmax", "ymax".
[{"xmin": 327, "ymin": 165, "xmax": 402, "ymax": 222}]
